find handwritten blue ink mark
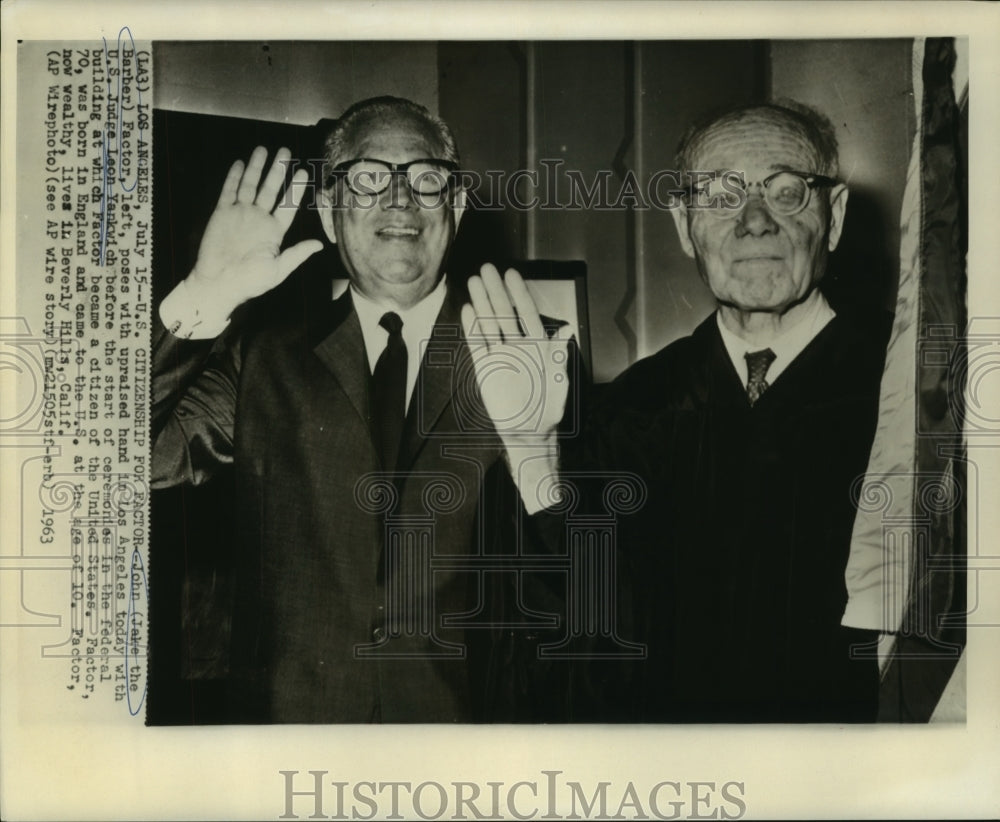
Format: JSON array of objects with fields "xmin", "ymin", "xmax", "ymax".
[
  {"xmin": 125, "ymin": 546, "xmax": 149, "ymax": 717},
  {"xmin": 98, "ymin": 26, "xmax": 144, "ymax": 265}
]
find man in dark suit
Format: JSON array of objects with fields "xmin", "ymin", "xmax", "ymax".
[
  {"xmin": 464, "ymin": 101, "xmax": 891, "ymax": 722},
  {"xmin": 152, "ymin": 96, "xmax": 551, "ymax": 722}
]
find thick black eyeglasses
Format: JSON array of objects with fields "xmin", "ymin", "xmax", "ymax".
[
  {"xmin": 327, "ymin": 157, "xmax": 459, "ymax": 197},
  {"xmin": 689, "ymin": 170, "xmax": 838, "ymax": 218}
]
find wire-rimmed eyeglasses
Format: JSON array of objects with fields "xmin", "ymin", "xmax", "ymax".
[{"xmin": 689, "ymin": 170, "xmax": 838, "ymax": 218}]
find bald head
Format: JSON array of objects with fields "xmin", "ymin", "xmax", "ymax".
[{"xmin": 677, "ymin": 102, "xmax": 840, "ymax": 179}]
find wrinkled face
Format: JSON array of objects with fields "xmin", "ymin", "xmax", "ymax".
[
  {"xmin": 670, "ymin": 112, "xmax": 848, "ymax": 315},
  {"xmin": 320, "ymin": 111, "xmax": 464, "ymax": 307}
]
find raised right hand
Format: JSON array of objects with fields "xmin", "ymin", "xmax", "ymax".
[{"xmin": 188, "ymin": 146, "xmax": 323, "ymax": 313}]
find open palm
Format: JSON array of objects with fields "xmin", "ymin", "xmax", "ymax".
[
  {"xmin": 461, "ymin": 264, "xmax": 572, "ymax": 444},
  {"xmin": 190, "ymin": 146, "xmax": 323, "ymax": 311}
]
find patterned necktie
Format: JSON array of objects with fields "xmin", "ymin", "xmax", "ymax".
[
  {"xmin": 744, "ymin": 347, "xmax": 776, "ymax": 406},
  {"xmin": 371, "ymin": 312, "xmax": 407, "ymax": 470}
]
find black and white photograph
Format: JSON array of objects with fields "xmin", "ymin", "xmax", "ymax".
[
  {"xmin": 146, "ymin": 37, "xmax": 965, "ymax": 727},
  {"xmin": 2, "ymin": 2, "xmax": 998, "ymax": 820}
]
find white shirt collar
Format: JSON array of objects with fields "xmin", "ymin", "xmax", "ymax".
[
  {"xmin": 350, "ymin": 276, "xmax": 448, "ymax": 409},
  {"xmin": 716, "ymin": 292, "xmax": 836, "ymax": 389}
]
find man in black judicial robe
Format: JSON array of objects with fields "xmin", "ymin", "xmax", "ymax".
[
  {"xmin": 577, "ymin": 303, "xmax": 890, "ymax": 722},
  {"xmin": 462, "ymin": 101, "xmax": 891, "ymax": 722}
]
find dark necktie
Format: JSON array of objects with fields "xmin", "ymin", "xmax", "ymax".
[
  {"xmin": 744, "ymin": 347, "xmax": 776, "ymax": 406},
  {"xmin": 371, "ymin": 312, "xmax": 407, "ymax": 470}
]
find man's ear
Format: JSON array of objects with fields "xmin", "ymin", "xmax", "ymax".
[
  {"xmin": 317, "ymin": 188, "xmax": 337, "ymax": 244},
  {"xmin": 827, "ymin": 183, "xmax": 849, "ymax": 252},
  {"xmin": 670, "ymin": 202, "xmax": 697, "ymax": 259}
]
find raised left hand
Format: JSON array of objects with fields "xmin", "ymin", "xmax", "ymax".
[{"xmin": 461, "ymin": 264, "xmax": 573, "ymax": 445}]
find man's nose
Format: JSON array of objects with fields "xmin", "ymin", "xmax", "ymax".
[
  {"xmin": 383, "ymin": 171, "xmax": 414, "ymax": 209},
  {"xmin": 734, "ymin": 193, "xmax": 779, "ymax": 237}
]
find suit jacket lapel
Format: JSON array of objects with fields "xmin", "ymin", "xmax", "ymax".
[
  {"xmin": 699, "ymin": 313, "xmax": 754, "ymax": 408},
  {"xmin": 397, "ymin": 287, "xmax": 475, "ymax": 471},
  {"xmin": 309, "ymin": 284, "xmax": 489, "ymax": 472},
  {"xmin": 310, "ymin": 289, "xmax": 371, "ymax": 429}
]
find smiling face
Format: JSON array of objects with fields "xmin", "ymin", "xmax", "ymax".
[
  {"xmin": 670, "ymin": 110, "xmax": 848, "ymax": 317},
  {"xmin": 319, "ymin": 109, "xmax": 464, "ymax": 309}
]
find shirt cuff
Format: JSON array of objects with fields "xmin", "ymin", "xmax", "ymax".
[
  {"xmin": 159, "ymin": 278, "xmax": 232, "ymax": 340},
  {"xmin": 507, "ymin": 445, "xmax": 563, "ymax": 515}
]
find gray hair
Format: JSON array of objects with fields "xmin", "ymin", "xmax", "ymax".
[
  {"xmin": 675, "ymin": 99, "xmax": 841, "ymax": 178},
  {"xmin": 323, "ymin": 96, "xmax": 459, "ymax": 190}
]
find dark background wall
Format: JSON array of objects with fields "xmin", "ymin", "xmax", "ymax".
[
  {"xmin": 154, "ymin": 39, "xmax": 913, "ymax": 381},
  {"xmin": 438, "ymin": 39, "xmax": 912, "ymax": 379}
]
